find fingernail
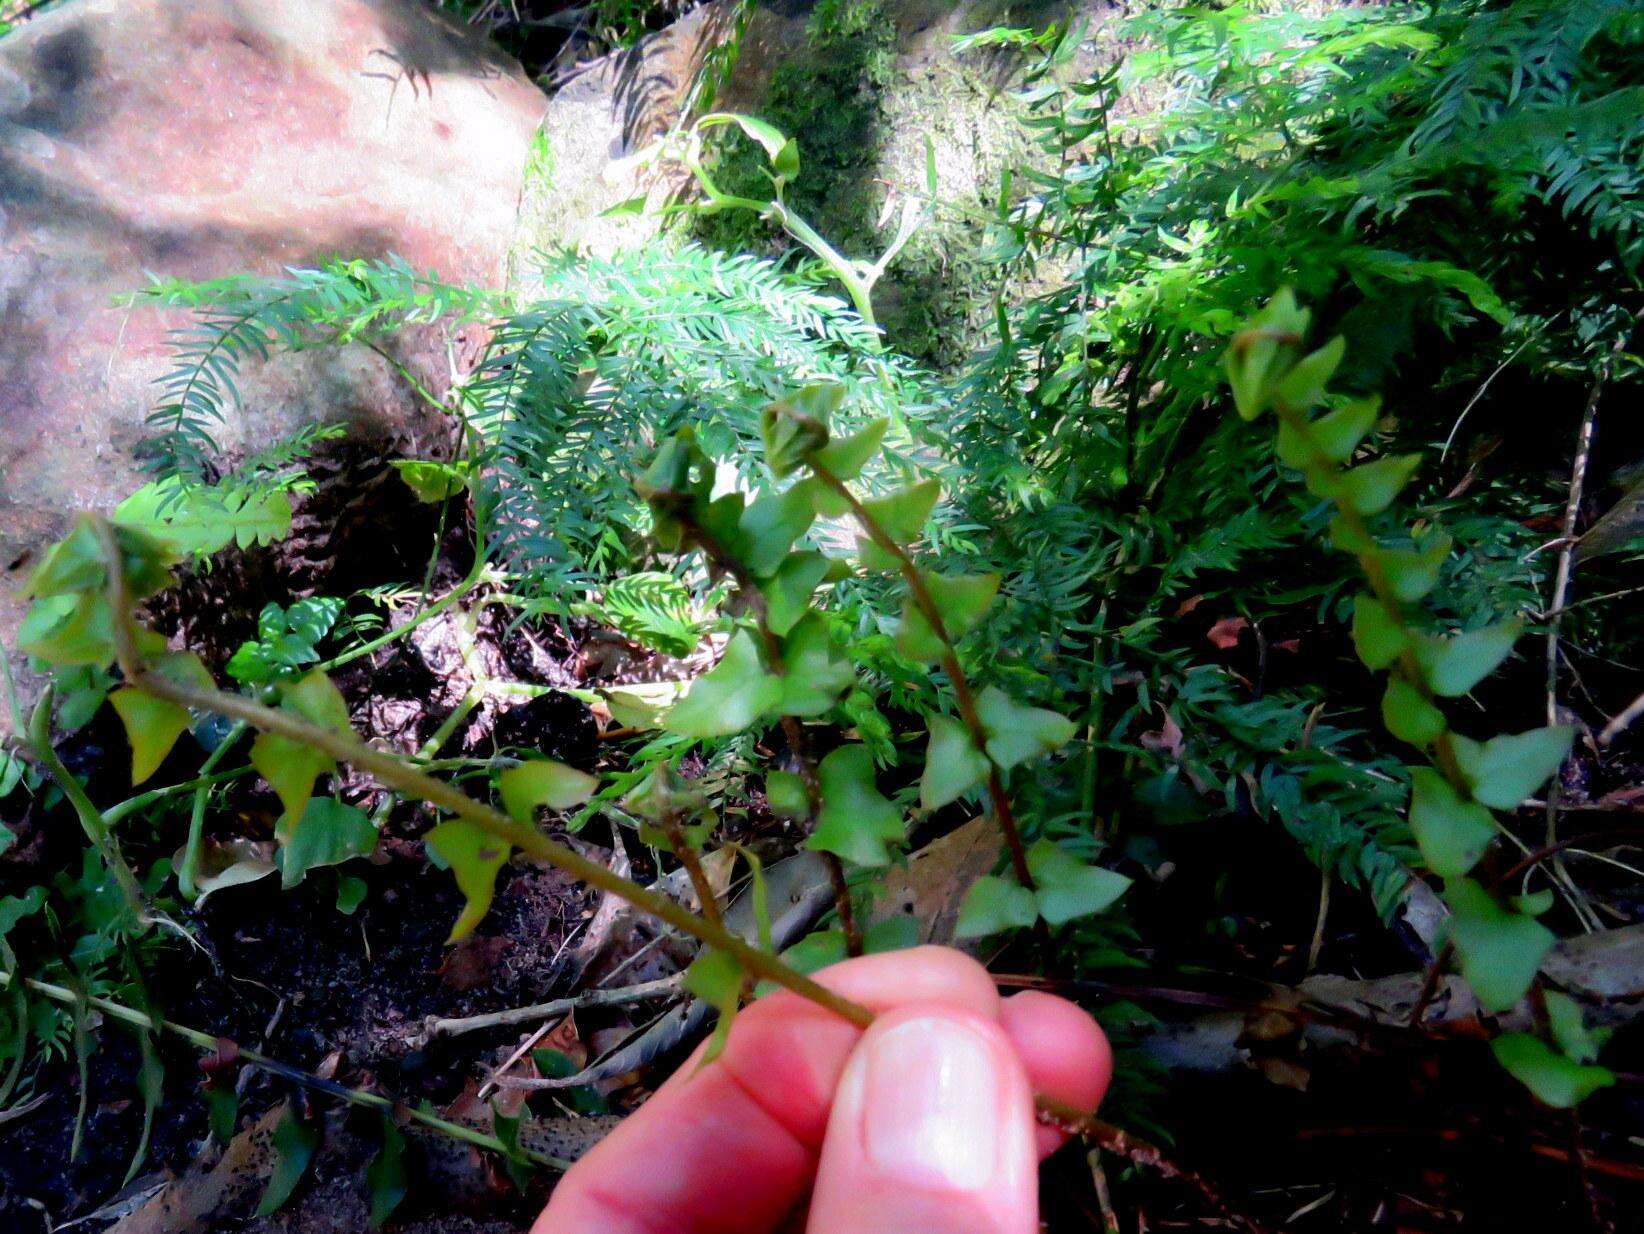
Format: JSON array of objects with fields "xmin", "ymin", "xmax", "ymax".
[{"xmin": 859, "ymin": 1016, "xmax": 1002, "ymax": 1190}]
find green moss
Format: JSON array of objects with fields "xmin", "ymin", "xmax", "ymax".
[{"xmin": 688, "ymin": 0, "xmax": 1043, "ymax": 368}]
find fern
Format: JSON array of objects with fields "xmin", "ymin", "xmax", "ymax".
[
  {"xmin": 135, "ymin": 257, "xmax": 495, "ymax": 482},
  {"xmin": 133, "ymin": 242, "xmax": 935, "ymax": 592},
  {"xmin": 577, "ymin": 572, "xmax": 705, "ymax": 657},
  {"xmin": 469, "ymin": 243, "xmax": 938, "ymax": 588}
]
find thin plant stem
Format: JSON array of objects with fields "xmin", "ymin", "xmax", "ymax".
[
  {"xmin": 27, "ymin": 692, "xmax": 148, "ymax": 923},
  {"xmin": 659, "ymin": 814, "xmax": 725, "ymax": 930},
  {"xmin": 811, "ymin": 466, "xmax": 1036, "ymax": 892},
  {"xmin": 176, "ymin": 722, "xmax": 250, "ymax": 899},
  {"xmin": 683, "ymin": 518, "xmax": 862, "ymax": 953}
]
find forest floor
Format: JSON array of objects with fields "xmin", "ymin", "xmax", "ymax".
[{"xmin": 4, "ymin": 523, "xmax": 1643, "ymax": 1234}]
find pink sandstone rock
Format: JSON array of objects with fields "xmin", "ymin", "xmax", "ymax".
[{"xmin": 0, "ymin": 0, "xmax": 547, "ymax": 643}]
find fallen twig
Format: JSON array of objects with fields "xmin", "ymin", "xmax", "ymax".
[
  {"xmin": 427, "ymin": 973, "xmax": 683, "ymax": 1038},
  {"xmin": 1600, "ymin": 689, "xmax": 1644, "ymax": 747}
]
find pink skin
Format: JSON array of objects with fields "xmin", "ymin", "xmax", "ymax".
[{"xmin": 534, "ymin": 947, "xmax": 1112, "ymax": 1234}]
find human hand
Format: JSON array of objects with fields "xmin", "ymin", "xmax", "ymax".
[{"xmin": 533, "ymin": 946, "xmax": 1111, "ymax": 1234}]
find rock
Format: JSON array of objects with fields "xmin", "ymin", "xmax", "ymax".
[{"xmin": 0, "ymin": 0, "xmax": 547, "ymax": 672}]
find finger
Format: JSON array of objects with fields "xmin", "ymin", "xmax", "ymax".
[
  {"xmin": 535, "ymin": 947, "xmax": 999, "ymax": 1234},
  {"xmin": 1000, "ymin": 990, "xmax": 1112, "ymax": 1158},
  {"xmin": 804, "ymin": 1005, "xmax": 1038, "ymax": 1234},
  {"xmin": 651, "ymin": 945, "xmax": 1000, "ymax": 1110}
]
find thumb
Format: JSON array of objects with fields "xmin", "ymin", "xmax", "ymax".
[{"xmin": 805, "ymin": 1005, "xmax": 1038, "ymax": 1234}]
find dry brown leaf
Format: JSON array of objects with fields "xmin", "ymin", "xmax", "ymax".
[
  {"xmin": 1140, "ymin": 710, "xmax": 1184, "ymax": 757},
  {"xmin": 1206, "ymin": 616, "xmax": 1249, "ymax": 649},
  {"xmin": 866, "ymin": 815, "xmax": 1004, "ymax": 949},
  {"xmin": 111, "ymin": 1105, "xmax": 286, "ymax": 1234}
]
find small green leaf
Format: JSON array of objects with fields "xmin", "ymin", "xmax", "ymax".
[
  {"xmin": 258, "ymin": 602, "xmax": 288, "ymax": 642},
  {"xmin": 427, "ymin": 819, "xmax": 511, "ymax": 943},
  {"xmin": 778, "ymin": 613, "xmax": 855, "ymax": 716},
  {"xmin": 1351, "ymin": 595, "xmax": 1405, "ymax": 670},
  {"xmin": 1408, "ymin": 768, "xmax": 1496, "ymax": 879},
  {"xmin": 811, "ymin": 418, "xmax": 888, "ymax": 481},
  {"xmin": 762, "ymin": 552, "xmax": 832, "ymax": 636},
  {"xmin": 1224, "ymin": 289, "xmax": 1309, "ymax": 420},
  {"xmin": 772, "ymin": 137, "xmax": 800, "ymax": 183},
  {"xmin": 865, "ymin": 915, "xmax": 920, "ymax": 953},
  {"xmin": 255, "ymin": 1106, "xmax": 321, "ymax": 1216},
  {"xmin": 636, "ymin": 428, "xmax": 713, "ymax": 517},
  {"xmin": 391, "ymin": 459, "xmax": 471, "ymax": 503},
  {"xmin": 0, "ymin": 886, "xmax": 46, "ymax": 938},
  {"xmin": 109, "ymin": 688, "xmax": 192, "ymax": 785},
  {"xmin": 761, "ymin": 384, "xmax": 840, "ymax": 476},
  {"xmin": 1028, "ymin": 840, "xmax": 1131, "ymax": 925},
  {"xmin": 766, "ymin": 770, "xmax": 810, "ymax": 819},
  {"xmin": 665, "ymin": 631, "xmax": 783, "ymax": 737},
  {"xmin": 1381, "ymin": 678, "xmax": 1446, "ymax": 746},
  {"xmin": 366, "ymin": 1116, "xmax": 408, "ymax": 1228},
  {"xmin": 1302, "ymin": 396, "xmax": 1380, "ymax": 463},
  {"xmin": 1545, "ymin": 991, "xmax": 1610, "ymax": 1064},
  {"xmin": 1328, "ymin": 512, "xmax": 1374, "ymax": 554},
  {"xmin": 335, "ymin": 874, "xmax": 369, "ymax": 916},
  {"xmin": 779, "ymin": 928, "xmax": 849, "ymax": 978},
  {"xmin": 698, "ymin": 112, "xmax": 792, "ymax": 165},
  {"xmin": 1320, "ymin": 455, "xmax": 1420, "ymax": 516},
  {"xmin": 1379, "ymin": 533, "xmax": 1451, "ymax": 603},
  {"xmin": 1491, "ymin": 1034, "xmax": 1614, "ymax": 1108},
  {"xmin": 1272, "ymin": 336, "xmax": 1345, "ymax": 413},
  {"xmin": 19, "ymin": 592, "xmax": 115, "ymax": 666},
  {"xmin": 795, "ymin": 475, "xmax": 851, "ymax": 518},
  {"xmin": 1413, "ymin": 620, "xmax": 1521, "ymax": 697},
  {"xmin": 735, "ymin": 843, "xmax": 774, "ymax": 953},
  {"xmin": 284, "ymin": 598, "xmax": 343, "ymax": 646},
  {"xmin": 684, "ymin": 947, "xmax": 744, "ymax": 1063},
  {"xmin": 920, "ymin": 715, "xmax": 989, "ymax": 810},
  {"xmin": 26, "ymin": 518, "xmax": 108, "ymax": 597},
  {"xmin": 807, "ymin": 744, "xmax": 905, "ymax": 867},
  {"xmin": 857, "ymin": 480, "xmax": 941, "ymax": 571},
  {"xmin": 599, "ymin": 193, "xmax": 650, "ymax": 218},
  {"xmin": 955, "ymin": 876, "xmax": 1038, "ymax": 938},
  {"xmin": 252, "ymin": 672, "xmax": 349, "ymax": 826},
  {"xmin": 1444, "ymin": 878, "xmax": 1554, "ymax": 1013},
  {"xmin": 1452, "ymin": 726, "xmax": 1575, "ymax": 810},
  {"xmin": 282, "ymin": 670, "xmax": 352, "ymax": 733},
  {"xmin": 250, "ymin": 734, "xmax": 334, "ymax": 831},
  {"xmin": 277, "ymin": 797, "xmax": 377, "ymax": 889},
  {"xmin": 741, "ymin": 488, "xmax": 817, "ymax": 577},
  {"xmin": 55, "ymin": 664, "xmax": 113, "ymax": 732},
  {"xmin": 1511, "ymin": 889, "xmax": 1555, "ymax": 917},
  {"xmin": 491, "ymin": 1104, "xmax": 536, "ymax": 1190},
  {"xmin": 896, "ymin": 573, "xmax": 1000, "ymax": 661},
  {"xmin": 975, "ymin": 687, "xmax": 1075, "ymax": 770},
  {"xmin": 226, "ymin": 641, "xmax": 278, "ymax": 686},
  {"xmin": 499, "ymin": 759, "xmax": 599, "ymax": 822},
  {"xmin": 203, "ymin": 1084, "xmax": 238, "ymax": 1145}
]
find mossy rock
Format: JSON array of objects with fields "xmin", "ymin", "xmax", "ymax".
[{"xmin": 510, "ymin": 0, "xmax": 1114, "ymax": 366}]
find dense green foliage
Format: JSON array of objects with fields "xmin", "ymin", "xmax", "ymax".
[{"xmin": 4, "ymin": 0, "xmax": 1644, "ymax": 1220}]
